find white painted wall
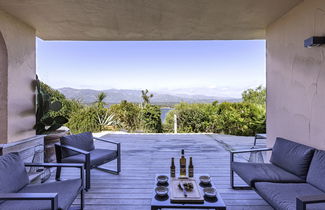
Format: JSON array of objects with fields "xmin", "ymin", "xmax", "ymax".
[
  {"xmin": 0, "ymin": 10, "xmax": 35, "ymax": 143},
  {"xmin": 266, "ymin": 0, "xmax": 325, "ymax": 149}
]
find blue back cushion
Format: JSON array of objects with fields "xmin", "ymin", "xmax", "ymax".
[
  {"xmin": 270, "ymin": 137, "xmax": 315, "ymax": 179},
  {"xmin": 307, "ymin": 150, "xmax": 325, "ymax": 192},
  {"xmin": 60, "ymin": 132, "xmax": 95, "ymax": 157},
  {"xmin": 0, "ymin": 153, "xmax": 29, "ymax": 193}
]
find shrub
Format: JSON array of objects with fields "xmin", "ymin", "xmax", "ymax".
[
  {"xmin": 164, "ymin": 103, "xmax": 218, "ymax": 133},
  {"xmin": 67, "ymin": 106, "xmax": 107, "ymax": 134},
  {"xmin": 163, "ymin": 101, "xmax": 266, "ymax": 136},
  {"xmin": 140, "ymin": 104, "xmax": 162, "ymax": 133},
  {"xmin": 109, "ymin": 101, "xmax": 140, "ymax": 132},
  {"xmin": 40, "ymin": 81, "xmax": 84, "ymax": 119},
  {"xmin": 215, "ymin": 102, "xmax": 266, "ymax": 136}
]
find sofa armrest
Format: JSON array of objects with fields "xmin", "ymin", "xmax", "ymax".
[
  {"xmin": 230, "ymin": 148, "xmax": 273, "ymax": 154},
  {"xmin": 0, "ymin": 193, "xmax": 58, "ymax": 210},
  {"xmin": 94, "ymin": 137, "xmax": 119, "ymax": 145},
  {"xmin": 296, "ymin": 194, "xmax": 325, "ymax": 210},
  {"xmin": 230, "ymin": 148, "xmax": 272, "ymax": 163}
]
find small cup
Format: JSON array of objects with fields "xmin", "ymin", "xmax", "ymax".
[
  {"xmin": 199, "ymin": 175, "xmax": 211, "ymax": 185},
  {"xmin": 155, "ymin": 186, "xmax": 168, "ymax": 197},
  {"xmin": 203, "ymin": 187, "xmax": 217, "ymax": 198},
  {"xmin": 157, "ymin": 175, "xmax": 169, "ymax": 184}
]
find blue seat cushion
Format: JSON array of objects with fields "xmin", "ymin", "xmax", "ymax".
[
  {"xmin": 270, "ymin": 137, "xmax": 315, "ymax": 179},
  {"xmin": 255, "ymin": 182, "xmax": 325, "ymax": 210},
  {"xmin": 61, "ymin": 149, "xmax": 117, "ymax": 166},
  {"xmin": 0, "ymin": 179, "xmax": 82, "ymax": 210},
  {"xmin": 0, "ymin": 153, "xmax": 29, "ymax": 194},
  {"xmin": 60, "ymin": 132, "xmax": 95, "ymax": 157},
  {"xmin": 307, "ymin": 150, "xmax": 325, "ymax": 192},
  {"xmin": 232, "ymin": 162, "xmax": 304, "ymax": 187}
]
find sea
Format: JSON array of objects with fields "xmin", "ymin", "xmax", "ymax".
[{"xmin": 160, "ymin": 108, "xmax": 173, "ymax": 123}]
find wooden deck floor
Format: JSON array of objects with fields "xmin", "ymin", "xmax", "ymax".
[{"xmin": 58, "ymin": 134, "xmax": 272, "ymax": 210}]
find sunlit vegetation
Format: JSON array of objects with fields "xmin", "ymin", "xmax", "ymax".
[{"xmin": 41, "ymin": 82, "xmax": 265, "ymax": 136}]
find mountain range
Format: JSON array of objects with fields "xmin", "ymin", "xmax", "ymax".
[{"xmin": 58, "ymin": 87, "xmax": 240, "ymax": 105}]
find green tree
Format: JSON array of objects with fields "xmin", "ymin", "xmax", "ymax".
[
  {"xmin": 140, "ymin": 104, "xmax": 162, "ymax": 133},
  {"xmin": 109, "ymin": 100, "xmax": 141, "ymax": 131},
  {"xmin": 163, "ymin": 101, "xmax": 265, "ymax": 136},
  {"xmin": 39, "ymin": 81, "xmax": 84, "ymax": 120},
  {"xmin": 141, "ymin": 89, "xmax": 153, "ymax": 105},
  {"xmin": 242, "ymin": 85, "xmax": 266, "ymax": 105},
  {"xmin": 215, "ymin": 102, "xmax": 266, "ymax": 136},
  {"xmin": 95, "ymin": 92, "xmax": 107, "ymax": 108},
  {"xmin": 164, "ymin": 103, "xmax": 218, "ymax": 133},
  {"xmin": 40, "ymin": 82, "xmax": 65, "ymax": 100}
]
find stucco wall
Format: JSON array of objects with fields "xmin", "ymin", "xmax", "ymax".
[
  {"xmin": 266, "ymin": 0, "xmax": 325, "ymax": 149},
  {"xmin": 0, "ymin": 10, "xmax": 36, "ymax": 143},
  {"xmin": 0, "ymin": 29, "xmax": 8, "ymax": 143}
]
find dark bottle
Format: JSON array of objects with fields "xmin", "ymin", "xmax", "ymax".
[
  {"xmin": 170, "ymin": 157, "xmax": 176, "ymax": 178},
  {"xmin": 180, "ymin": 149, "xmax": 186, "ymax": 177},
  {"xmin": 188, "ymin": 157, "xmax": 194, "ymax": 177}
]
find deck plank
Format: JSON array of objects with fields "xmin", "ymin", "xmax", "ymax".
[{"xmin": 55, "ymin": 134, "xmax": 271, "ymax": 210}]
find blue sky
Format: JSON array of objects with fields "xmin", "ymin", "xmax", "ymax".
[{"xmin": 36, "ymin": 39, "xmax": 265, "ymax": 98}]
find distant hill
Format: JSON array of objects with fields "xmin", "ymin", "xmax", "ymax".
[{"xmin": 58, "ymin": 87, "xmax": 241, "ymax": 105}]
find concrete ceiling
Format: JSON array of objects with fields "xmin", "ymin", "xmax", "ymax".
[{"xmin": 0, "ymin": 0, "xmax": 302, "ymax": 40}]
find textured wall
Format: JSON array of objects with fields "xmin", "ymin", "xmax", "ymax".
[
  {"xmin": 0, "ymin": 30, "xmax": 8, "ymax": 143},
  {"xmin": 266, "ymin": 0, "xmax": 325, "ymax": 149},
  {"xmin": 0, "ymin": 10, "xmax": 36, "ymax": 143}
]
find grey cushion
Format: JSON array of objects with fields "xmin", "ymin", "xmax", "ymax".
[
  {"xmin": 0, "ymin": 179, "xmax": 82, "ymax": 210},
  {"xmin": 0, "ymin": 153, "xmax": 29, "ymax": 193},
  {"xmin": 60, "ymin": 132, "xmax": 95, "ymax": 157},
  {"xmin": 232, "ymin": 162, "xmax": 304, "ymax": 187},
  {"xmin": 307, "ymin": 150, "xmax": 325, "ymax": 192},
  {"xmin": 255, "ymin": 182, "xmax": 325, "ymax": 210},
  {"xmin": 62, "ymin": 149, "xmax": 117, "ymax": 166},
  {"xmin": 270, "ymin": 137, "xmax": 315, "ymax": 179}
]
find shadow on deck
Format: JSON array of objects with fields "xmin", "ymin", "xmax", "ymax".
[{"xmin": 56, "ymin": 134, "xmax": 272, "ymax": 210}]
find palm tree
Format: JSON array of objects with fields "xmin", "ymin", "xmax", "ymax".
[
  {"xmin": 141, "ymin": 89, "xmax": 153, "ymax": 105},
  {"xmin": 95, "ymin": 92, "xmax": 107, "ymax": 108}
]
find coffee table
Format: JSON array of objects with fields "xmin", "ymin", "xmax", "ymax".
[{"xmin": 151, "ymin": 174, "xmax": 226, "ymax": 210}]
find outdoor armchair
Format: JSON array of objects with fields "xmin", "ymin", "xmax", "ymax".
[
  {"xmin": 0, "ymin": 152, "xmax": 84, "ymax": 210},
  {"xmin": 55, "ymin": 132, "xmax": 121, "ymax": 190}
]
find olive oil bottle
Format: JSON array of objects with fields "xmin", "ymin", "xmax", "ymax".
[
  {"xmin": 188, "ymin": 157, "xmax": 194, "ymax": 177},
  {"xmin": 170, "ymin": 158, "xmax": 176, "ymax": 178},
  {"xmin": 179, "ymin": 149, "xmax": 186, "ymax": 177}
]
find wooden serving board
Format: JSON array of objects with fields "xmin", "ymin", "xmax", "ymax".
[{"xmin": 170, "ymin": 178, "xmax": 204, "ymax": 204}]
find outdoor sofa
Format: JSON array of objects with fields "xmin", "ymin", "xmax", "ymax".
[
  {"xmin": 0, "ymin": 152, "xmax": 84, "ymax": 210},
  {"xmin": 230, "ymin": 137, "xmax": 325, "ymax": 210},
  {"xmin": 55, "ymin": 132, "xmax": 121, "ymax": 190}
]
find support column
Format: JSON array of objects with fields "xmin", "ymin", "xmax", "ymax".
[
  {"xmin": 0, "ymin": 10, "xmax": 36, "ymax": 144},
  {"xmin": 0, "ymin": 30, "xmax": 8, "ymax": 143}
]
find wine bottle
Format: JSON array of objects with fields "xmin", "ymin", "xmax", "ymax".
[
  {"xmin": 180, "ymin": 149, "xmax": 186, "ymax": 177},
  {"xmin": 170, "ymin": 157, "xmax": 176, "ymax": 178},
  {"xmin": 189, "ymin": 157, "xmax": 194, "ymax": 177}
]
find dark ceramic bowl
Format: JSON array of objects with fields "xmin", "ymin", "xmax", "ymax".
[
  {"xmin": 155, "ymin": 186, "xmax": 168, "ymax": 197},
  {"xmin": 157, "ymin": 175, "xmax": 169, "ymax": 184}
]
